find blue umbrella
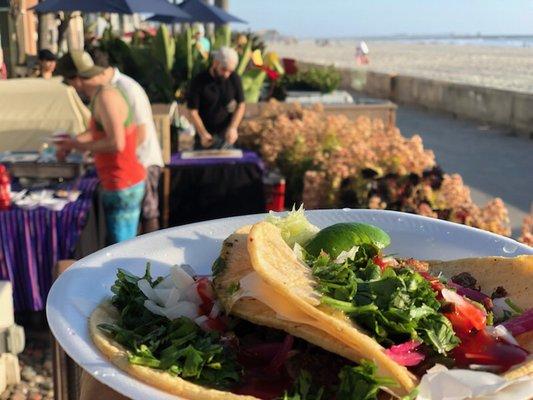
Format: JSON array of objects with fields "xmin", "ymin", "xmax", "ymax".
[
  {"xmin": 147, "ymin": 0, "xmax": 246, "ymax": 24},
  {"xmin": 33, "ymin": 0, "xmax": 192, "ymax": 20}
]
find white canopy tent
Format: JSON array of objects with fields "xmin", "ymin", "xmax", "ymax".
[{"xmin": 0, "ymin": 78, "xmax": 90, "ymax": 151}]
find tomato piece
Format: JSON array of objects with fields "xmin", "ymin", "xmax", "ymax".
[
  {"xmin": 372, "ymin": 255, "xmax": 388, "ymax": 271},
  {"xmin": 452, "ymin": 330, "xmax": 528, "ymax": 371},
  {"xmin": 203, "ymin": 317, "xmax": 227, "ymax": 333},
  {"xmin": 444, "ymin": 309, "xmax": 475, "ymax": 337},
  {"xmin": 418, "ymin": 271, "xmax": 445, "ymax": 293},
  {"xmin": 196, "ymin": 277, "xmax": 214, "ymax": 314},
  {"xmin": 196, "ymin": 277, "xmax": 214, "ymax": 302},
  {"xmin": 441, "ymin": 288, "xmax": 486, "ymax": 332}
]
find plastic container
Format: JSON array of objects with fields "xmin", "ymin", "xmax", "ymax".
[{"xmin": 0, "ymin": 164, "xmax": 11, "ymax": 211}]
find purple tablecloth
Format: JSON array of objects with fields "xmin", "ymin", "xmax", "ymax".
[
  {"xmin": 0, "ymin": 177, "xmax": 99, "ymax": 311},
  {"xmin": 169, "ymin": 151, "xmax": 265, "ymax": 170}
]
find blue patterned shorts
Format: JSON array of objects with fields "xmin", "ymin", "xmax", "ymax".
[{"xmin": 101, "ymin": 181, "xmax": 146, "ymax": 244}]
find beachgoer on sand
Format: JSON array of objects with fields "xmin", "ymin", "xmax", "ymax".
[
  {"xmin": 193, "ymin": 23, "xmax": 211, "ymax": 60},
  {"xmin": 356, "ymin": 41, "xmax": 370, "ymax": 65}
]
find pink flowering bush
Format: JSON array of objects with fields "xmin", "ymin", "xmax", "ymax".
[
  {"xmin": 519, "ymin": 211, "xmax": 533, "ymax": 246},
  {"xmin": 239, "ymin": 100, "xmax": 512, "ymax": 237}
]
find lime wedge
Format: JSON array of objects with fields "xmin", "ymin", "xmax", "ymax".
[{"xmin": 305, "ymin": 222, "xmax": 391, "ymax": 258}]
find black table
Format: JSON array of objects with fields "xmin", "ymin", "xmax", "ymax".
[{"xmin": 164, "ymin": 152, "xmax": 266, "ymax": 227}]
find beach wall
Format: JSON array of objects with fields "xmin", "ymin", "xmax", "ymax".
[{"xmin": 300, "ymin": 62, "xmax": 533, "ymax": 138}]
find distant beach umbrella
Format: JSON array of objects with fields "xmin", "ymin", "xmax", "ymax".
[
  {"xmin": 147, "ymin": 0, "xmax": 246, "ymax": 24},
  {"xmin": 32, "ymin": 0, "xmax": 192, "ymax": 20}
]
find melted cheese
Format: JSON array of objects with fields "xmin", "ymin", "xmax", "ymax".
[{"xmin": 236, "ymin": 272, "xmax": 318, "ymax": 325}]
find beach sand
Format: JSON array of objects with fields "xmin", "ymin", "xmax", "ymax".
[{"xmin": 268, "ymin": 40, "xmax": 533, "ymax": 93}]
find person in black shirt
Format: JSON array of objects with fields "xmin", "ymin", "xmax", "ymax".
[{"xmin": 187, "ymin": 47, "xmax": 245, "ymax": 149}]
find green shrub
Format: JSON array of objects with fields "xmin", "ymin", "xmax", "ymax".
[{"xmin": 282, "ymin": 65, "xmax": 341, "ymax": 93}]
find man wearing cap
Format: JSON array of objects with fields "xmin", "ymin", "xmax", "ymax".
[
  {"xmin": 187, "ymin": 46, "xmax": 245, "ymax": 150},
  {"xmin": 31, "ymin": 49, "xmax": 57, "ymax": 79},
  {"xmin": 88, "ymin": 48, "xmax": 164, "ymax": 233},
  {"xmin": 55, "ymin": 50, "xmax": 146, "ymax": 244}
]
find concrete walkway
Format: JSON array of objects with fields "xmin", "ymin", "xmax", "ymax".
[{"xmin": 395, "ymin": 106, "xmax": 533, "ymax": 237}]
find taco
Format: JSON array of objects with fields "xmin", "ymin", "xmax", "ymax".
[
  {"xmin": 90, "ymin": 240, "xmax": 401, "ymax": 399},
  {"xmin": 213, "ymin": 226, "xmax": 417, "ymax": 397},
  {"xmin": 215, "ymin": 219, "xmax": 532, "ymax": 397}
]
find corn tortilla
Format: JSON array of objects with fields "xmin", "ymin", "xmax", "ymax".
[{"xmin": 89, "ymin": 302, "xmax": 258, "ymax": 400}]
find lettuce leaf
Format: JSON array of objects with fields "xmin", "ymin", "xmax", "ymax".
[{"xmin": 266, "ymin": 205, "xmax": 320, "ymax": 247}]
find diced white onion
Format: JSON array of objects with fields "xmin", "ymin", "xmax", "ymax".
[
  {"xmin": 153, "ymin": 288, "xmax": 172, "ymax": 304},
  {"xmin": 441, "ymin": 288, "xmax": 464, "ymax": 304},
  {"xmin": 194, "ymin": 315, "xmax": 209, "ymax": 327},
  {"xmin": 487, "ymin": 325, "xmax": 519, "ymax": 346},
  {"xmin": 209, "ymin": 301, "xmax": 221, "ymax": 319},
  {"xmin": 156, "ymin": 275, "xmax": 174, "ymax": 289},
  {"xmin": 179, "ymin": 264, "xmax": 196, "ymax": 277},
  {"xmin": 171, "ymin": 265, "xmax": 195, "ymax": 291},
  {"xmin": 164, "ymin": 287, "xmax": 180, "ymax": 308},
  {"xmin": 138, "ymin": 279, "xmax": 159, "ymax": 302},
  {"xmin": 144, "ymin": 299, "xmax": 167, "ymax": 316},
  {"xmin": 142, "ymin": 266, "xmax": 202, "ymax": 320},
  {"xmin": 163, "ymin": 301, "xmax": 199, "ymax": 320},
  {"xmin": 467, "ymin": 364, "xmax": 501, "ymax": 372},
  {"xmin": 183, "ymin": 284, "xmax": 202, "ymax": 305},
  {"xmin": 492, "ymin": 297, "xmax": 515, "ymax": 321}
]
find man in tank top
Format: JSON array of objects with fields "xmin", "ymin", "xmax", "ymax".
[{"xmin": 55, "ymin": 50, "xmax": 146, "ymax": 244}]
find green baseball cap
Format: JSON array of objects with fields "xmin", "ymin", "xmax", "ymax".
[{"xmin": 56, "ymin": 50, "xmax": 105, "ymax": 79}]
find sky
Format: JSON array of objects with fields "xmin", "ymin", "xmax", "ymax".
[{"xmin": 229, "ymin": 0, "xmax": 533, "ymax": 38}]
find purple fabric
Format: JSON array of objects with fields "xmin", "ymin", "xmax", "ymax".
[
  {"xmin": 169, "ymin": 151, "xmax": 265, "ymax": 170},
  {"xmin": 0, "ymin": 177, "xmax": 98, "ymax": 311}
]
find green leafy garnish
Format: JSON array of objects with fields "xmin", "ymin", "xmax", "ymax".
[
  {"xmin": 337, "ymin": 361, "xmax": 396, "ymax": 400},
  {"xmin": 282, "ymin": 360, "xmax": 394, "ymax": 400},
  {"xmin": 309, "ymin": 253, "xmax": 459, "ymax": 354},
  {"xmin": 266, "ymin": 205, "xmax": 320, "ymax": 247},
  {"xmin": 110, "ymin": 264, "xmax": 163, "ymax": 330},
  {"xmin": 505, "ymin": 298, "xmax": 523, "ymax": 315},
  {"xmin": 282, "ymin": 370, "xmax": 325, "ymax": 400}
]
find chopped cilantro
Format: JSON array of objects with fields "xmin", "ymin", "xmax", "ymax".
[
  {"xmin": 282, "ymin": 370, "xmax": 325, "ymax": 400},
  {"xmin": 337, "ymin": 361, "xmax": 396, "ymax": 400},
  {"xmin": 282, "ymin": 360, "xmax": 394, "ymax": 400},
  {"xmin": 308, "ymin": 253, "xmax": 459, "ymax": 354}
]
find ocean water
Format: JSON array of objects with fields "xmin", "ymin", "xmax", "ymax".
[{"xmin": 382, "ymin": 36, "xmax": 533, "ymax": 48}]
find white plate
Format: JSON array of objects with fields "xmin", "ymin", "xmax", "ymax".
[{"xmin": 46, "ymin": 209, "xmax": 533, "ymax": 400}]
